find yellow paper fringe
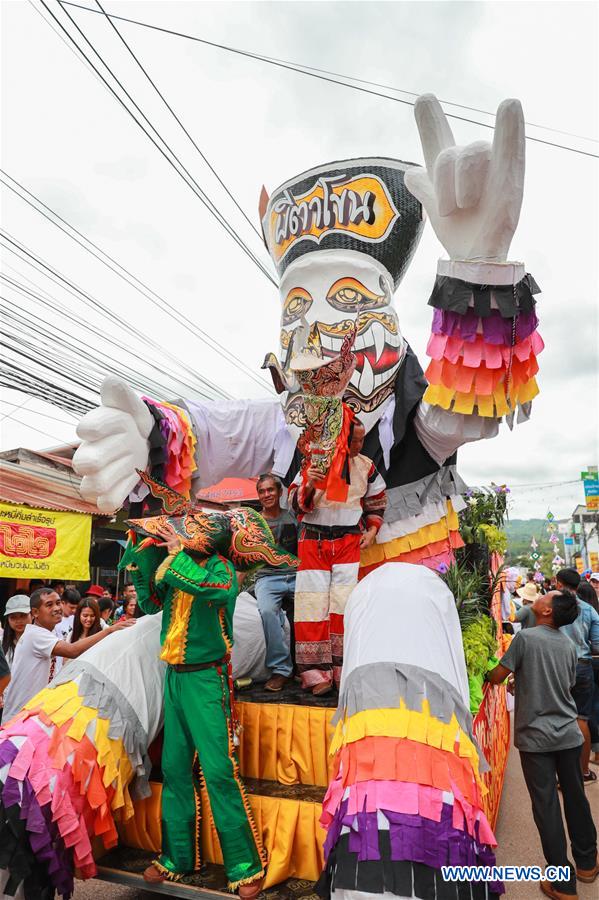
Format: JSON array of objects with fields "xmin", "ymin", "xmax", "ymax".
[
  {"xmin": 424, "ymin": 378, "xmax": 539, "ymax": 417},
  {"xmin": 360, "ymin": 501, "xmax": 459, "ymax": 568}
]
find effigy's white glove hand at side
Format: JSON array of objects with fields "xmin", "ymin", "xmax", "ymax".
[
  {"xmin": 404, "ymin": 94, "xmax": 525, "ymax": 262},
  {"xmin": 73, "ymin": 376, "xmax": 153, "ymax": 513}
]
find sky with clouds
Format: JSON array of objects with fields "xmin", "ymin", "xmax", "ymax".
[{"xmin": 1, "ymin": 0, "xmax": 597, "ymax": 519}]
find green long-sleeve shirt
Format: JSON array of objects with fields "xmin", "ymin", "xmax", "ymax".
[{"xmin": 131, "ymin": 550, "xmax": 238, "ymax": 666}]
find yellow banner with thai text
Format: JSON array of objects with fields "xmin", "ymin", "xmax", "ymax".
[
  {"xmin": 0, "ymin": 502, "xmax": 91, "ymax": 581},
  {"xmin": 575, "ymin": 557, "xmax": 585, "ymax": 573}
]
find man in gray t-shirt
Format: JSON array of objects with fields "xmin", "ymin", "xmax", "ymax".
[
  {"xmin": 253, "ymin": 474, "xmax": 298, "ymax": 692},
  {"xmin": 487, "ymin": 590, "xmax": 598, "ymax": 896},
  {"xmin": 501, "ymin": 625, "xmax": 581, "ymax": 753}
]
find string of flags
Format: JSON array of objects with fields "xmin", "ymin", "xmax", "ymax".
[
  {"xmin": 546, "ymin": 510, "xmax": 565, "ymax": 572},
  {"xmin": 529, "ymin": 511, "xmax": 565, "ymax": 574},
  {"xmin": 529, "ymin": 535, "xmax": 541, "ymax": 571}
]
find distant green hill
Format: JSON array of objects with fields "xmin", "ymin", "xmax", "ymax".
[{"xmin": 504, "ymin": 518, "xmax": 553, "ymax": 566}]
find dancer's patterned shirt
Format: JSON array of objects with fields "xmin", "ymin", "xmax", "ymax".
[{"xmin": 131, "ymin": 551, "xmax": 237, "ymax": 666}]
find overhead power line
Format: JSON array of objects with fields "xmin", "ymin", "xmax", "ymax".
[
  {"xmin": 249, "ymin": 58, "xmax": 598, "ymax": 146},
  {"xmin": 0, "ymin": 395, "xmax": 33, "ymax": 423},
  {"xmin": 0, "ymin": 364, "xmax": 94, "ymax": 415},
  {"xmin": 0, "ymin": 228, "xmax": 232, "ymax": 401},
  {"xmin": 92, "ymin": 0, "xmax": 262, "ymax": 239},
  {"xmin": 60, "ymin": 1, "xmax": 599, "ymax": 159},
  {"xmin": 0, "ymin": 409, "xmax": 74, "ymax": 445},
  {"xmin": 0, "ymin": 270, "xmax": 227, "ymax": 402},
  {"xmin": 1, "ymin": 252, "xmax": 226, "ymax": 404},
  {"xmin": 26, "ymin": 0, "xmax": 105, "ymax": 88},
  {"xmin": 0, "ymin": 171, "xmax": 274, "ymax": 395},
  {"xmin": 36, "ymin": 0, "xmax": 278, "ymax": 284},
  {"xmin": 509, "ymin": 479, "xmax": 582, "ymax": 488},
  {"xmin": 0, "ymin": 399, "xmax": 79, "ymax": 426},
  {"xmin": 0, "ymin": 290, "xmax": 186, "ymax": 402}
]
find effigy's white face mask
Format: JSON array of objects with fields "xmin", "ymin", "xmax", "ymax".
[
  {"xmin": 277, "ymin": 251, "xmax": 404, "ymax": 435},
  {"xmin": 260, "ymin": 159, "xmax": 424, "ymax": 436}
]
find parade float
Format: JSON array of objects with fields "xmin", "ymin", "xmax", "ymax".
[{"xmin": 1, "ymin": 93, "xmax": 541, "ymax": 899}]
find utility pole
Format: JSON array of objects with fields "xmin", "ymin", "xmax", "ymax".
[{"xmin": 580, "ymin": 512, "xmax": 589, "ymax": 569}]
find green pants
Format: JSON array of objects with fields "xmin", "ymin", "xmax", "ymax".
[{"xmin": 156, "ymin": 666, "xmax": 265, "ymax": 888}]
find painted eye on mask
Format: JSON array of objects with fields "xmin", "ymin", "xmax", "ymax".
[
  {"xmin": 282, "ymin": 287, "xmax": 313, "ymax": 325},
  {"xmin": 326, "ymin": 277, "xmax": 388, "ymax": 312}
]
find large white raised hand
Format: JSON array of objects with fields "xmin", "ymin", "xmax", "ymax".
[
  {"xmin": 73, "ymin": 376, "xmax": 153, "ymax": 513},
  {"xmin": 404, "ymin": 94, "xmax": 525, "ymax": 261}
]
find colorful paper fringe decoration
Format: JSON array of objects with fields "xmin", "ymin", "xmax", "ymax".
[
  {"xmin": 359, "ymin": 500, "xmax": 464, "ymax": 577},
  {"xmin": 143, "ymin": 397, "xmax": 197, "ymax": 497},
  {"xmin": 0, "ymin": 680, "xmax": 147, "ymax": 899},
  {"xmin": 424, "ymin": 304, "xmax": 544, "ymax": 418},
  {"xmin": 319, "ymin": 662, "xmax": 503, "ymax": 898}
]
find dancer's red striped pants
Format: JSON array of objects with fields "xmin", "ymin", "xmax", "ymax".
[{"xmin": 294, "ymin": 531, "xmax": 361, "ymax": 689}]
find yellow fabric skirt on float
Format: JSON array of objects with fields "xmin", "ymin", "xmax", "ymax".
[
  {"xmin": 236, "ymin": 700, "xmax": 335, "ymax": 786},
  {"xmin": 120, "ymin": 781, "xmax": 326, "ymax": 887}
]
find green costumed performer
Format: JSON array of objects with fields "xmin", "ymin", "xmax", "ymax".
[{"xmin": 120, "ymin": 474, "xmax": 298, "ymax": 896}]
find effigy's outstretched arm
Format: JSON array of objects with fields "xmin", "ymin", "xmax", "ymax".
[
  {"xmin": 405, "ymin": 95, "xmax": 542, "ymax": 464},
  {"xmin": 73, "ymin": 377, "xmax": 286, "ymax": 513}
]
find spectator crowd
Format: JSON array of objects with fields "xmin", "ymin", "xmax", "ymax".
[{"xmin": 0, "ymin": 578, "xmax": 140, "ymax": 723}]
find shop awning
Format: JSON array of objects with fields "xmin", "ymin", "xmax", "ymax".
[{"xmin": 0, "ymin": 459, "xmax": 104, "ymax": 515}]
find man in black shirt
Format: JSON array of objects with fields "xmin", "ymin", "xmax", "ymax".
[{"xmin": 254, "ymin": 474, "xmax": 298, "ymax": 692}]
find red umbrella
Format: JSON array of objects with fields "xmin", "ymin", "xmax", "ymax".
[{"xmin": 196, "ymin": 477, "xmax": 259, "ymax": 504}]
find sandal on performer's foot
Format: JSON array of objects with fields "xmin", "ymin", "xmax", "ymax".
[
  {"xmin": 143, "ymin": 864, "xmax": 167, "ymax": 884},
  {"xmin": 238, "ymin": 876, "xmax": 265, "ymax": 898},
  {"xmin": 312, "ymin": 681, "xmax": 333, "ymax": 696},
  {"xmin": 143, "ymin": 862, "xmax": 182, "ymax": 884}
]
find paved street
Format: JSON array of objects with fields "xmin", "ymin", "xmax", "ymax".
[{"xmin": 494, "ymin": 735, "xmax": 599, "ymax": 898}]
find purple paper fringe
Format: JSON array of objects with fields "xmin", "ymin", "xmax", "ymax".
[
  {"xmin": 432, "ymin": 308, "xmax": 539, "ymax": 345},
  {"xmin": 1, "ymin": 737, "xmax": 74, "ymax": 898},
  {"xmin": 324, "ymin": 799, "xmax": 503, "ymax": 894}
]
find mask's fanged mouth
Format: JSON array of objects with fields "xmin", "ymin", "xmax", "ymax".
[{"xmin": 318, "ymin": 324, "xmax": 400, "ymax": 372}]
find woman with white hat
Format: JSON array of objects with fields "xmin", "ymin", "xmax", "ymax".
[{"xmin": 1, "ymin": 594, "xmax": 31, "ymax": 667}]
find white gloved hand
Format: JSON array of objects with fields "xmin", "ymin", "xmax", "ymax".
[
  {"xmin": 405, "ymin": 94, "xmax": 525, "ymax": 262},
  {"xmin": 73, "ymin": 376, "xmax": 154, "ymax": 513}
]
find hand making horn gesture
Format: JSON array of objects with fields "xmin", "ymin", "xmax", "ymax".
[{"xmin": 404, "ymin": 93, "xmax": 525, "ymax": 262}]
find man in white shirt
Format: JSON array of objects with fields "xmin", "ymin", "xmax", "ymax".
[
  {"xmin": 53, "ymin": 587, "xmax": 81, "ymax": 642},
  {"xmin": 2, "ymin": 586, "xmax": 134, "ymax": 722}
]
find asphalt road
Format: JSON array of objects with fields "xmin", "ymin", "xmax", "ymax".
[
  {"xmin": 72, "ymin": 732, "xmax": 599, "ymax": 900},
  {"xmin": 494, "ymin": 734, "xmax": 599, "ymax": 898}
]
